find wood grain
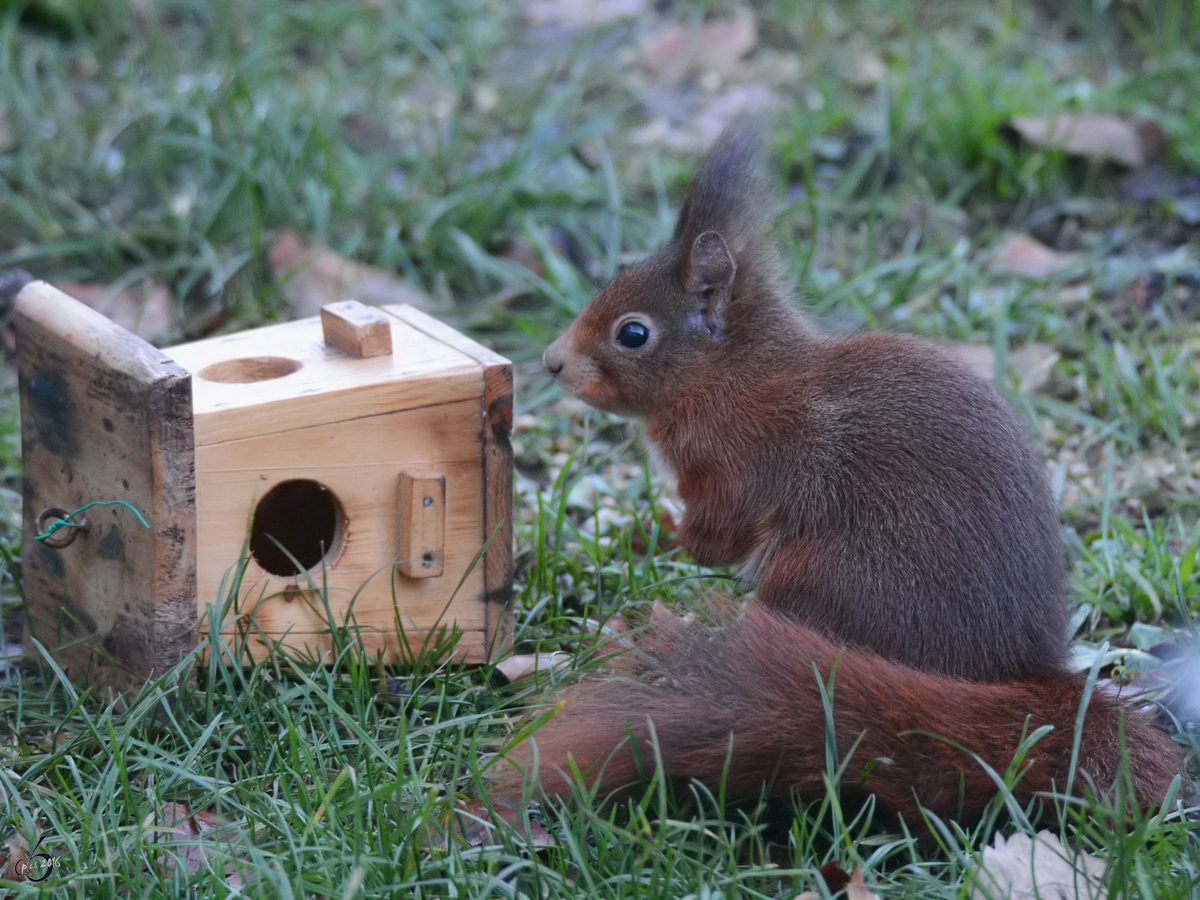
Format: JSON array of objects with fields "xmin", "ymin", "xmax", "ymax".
[
  {"xmin": 15, "ymin": 281, "xmax": 197, "ymax": 692},
  {"xmin": 382, "ymin": 305, "xmax": 514, "ymax": 661},
  {"xmin": 166, "ymin": 312, "xmax": 480, "ymax": 444},
  {"xmin": 320, "ymin": 300, "xmax": 393, "ymax": 359},
  {"xmin": 396, "ymin": 469, "xmax": 446, "ymax": 579},
  {"xmin": 196, "ymin": 402, "xmax": 489, "ymax": 660}
]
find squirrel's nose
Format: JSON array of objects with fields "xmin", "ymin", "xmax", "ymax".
[{"xmin": 543, "ymin": 341, "xmax": 565, "ymax": 378}]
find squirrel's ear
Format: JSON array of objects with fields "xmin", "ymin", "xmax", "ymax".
[{"xmin": 687, "ymin": 230, "xmax": 736, "ymax": 340}]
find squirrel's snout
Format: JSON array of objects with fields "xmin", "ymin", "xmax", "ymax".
[{"xmin": 543, "ymin": 340, "xmax": 566, "ymax": 378}]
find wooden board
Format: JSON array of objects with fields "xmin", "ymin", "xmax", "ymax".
[
  {"xmin": 195, "ymin": 401, "xmax": 489, "ymax": 660},
  {"xmin": 382, "ymin": 305, "xmax": 514, "ymax": 660},
  {"xmin": 166, "ymin": 312, "xmax": 481, "ymax": 444},
  {"xmin": 14, "ymin": 281, "xmax": 197, "ymax": 692}
]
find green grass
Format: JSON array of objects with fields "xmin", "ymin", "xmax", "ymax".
[{"xmin": 2, "ymin": 0, "xmax": 1200, "ymax": 895}]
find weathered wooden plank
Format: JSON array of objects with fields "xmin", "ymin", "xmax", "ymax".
[{"xmin": 15, "ymin": 281, "xmax": 197, "ymax": 692}]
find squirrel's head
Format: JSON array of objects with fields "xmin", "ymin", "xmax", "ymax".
[
  {"xmin": 544, "ymin": 120, "xmax": 792, "ymax": 418},
  {"xmin": 542, "ymin": 232, "xmax": 743, "ymax": 417}
]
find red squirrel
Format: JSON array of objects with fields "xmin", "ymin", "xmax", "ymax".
[
  {"xmin": 544, "ymin": 125, "xmax": 1066, "ymax": 683},
  {"xmin": 502, "ymin": 124, "xmax": 1187, "ymax": 824}
]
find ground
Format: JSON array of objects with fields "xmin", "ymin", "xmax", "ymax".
[{"xmin": 0, "ymin": 0, "xmax": 1198, "ymax": 896}]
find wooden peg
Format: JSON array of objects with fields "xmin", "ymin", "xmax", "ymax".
[
  {"xmin": 320, "ymin": 300, "xmax": 393, "ymax": 359},
  {"xmin": 397, "ymin": 469, "xmax": 445, "ymax": 578}
]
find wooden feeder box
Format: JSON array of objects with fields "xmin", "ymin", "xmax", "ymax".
[{"xmin": 15, "ymin": 281, "xmax": 513, "ymax": 692}]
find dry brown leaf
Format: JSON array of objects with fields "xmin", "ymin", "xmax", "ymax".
[
  {"xmin": 1007, "ymin": 114, "xmax": 1166, "ymax": 168},
  {"xmin": 268, "ymin": 231, "xmax": 437, "ymax": 319},
  {"xmin": 495, "ymin": 652, "xmax": 573, "ymax": 684},
  {"xmin": 428, "ymin": 799, "xmax": 553, "ymax": 851},
  {"xmin": 990, "ymin": 233, "xmax": 1080, "ymax": 279},
  {"xmin": 939, "ymin": 341, "xmax": 1058, "ymax": 395},
  {"xmin": 632, "ymin": 83, "xmax": 779, "ymax": 152},
  {"xmin": 972, "ymin": 830, "xmax": 1106, "ymax": 900},
  {"xmin": 640, "ymin": 7, "xmax": 757, "ymax": 85},
  {"xmin": 3, "ymin": 825, "xmax": 66, "ymax": 884},
  {"xmin": 796, "ymin": 864, "xmax": 879, "ymax": 900},
  {"xmin": 524, "ymin": 0, "xmax": 647, "ymax": 28},
  {"xmin": 845, "ymin": 865, "xmax": 883, "ymax": 900},
  {"xmin": 57, "ymin": 280, "xmax": 174, "ymax": 343},
  {"xmin": 650, "ymin": 600, "xmax": 696, "ymax": 629},
  {"xmin": 837, "ymin": 43, "xmax": 886, "ymax": 88},
  {"xmin": 941, "ymin": 342, "xmax": 995, "ymax": 382},
  {"xmin": 147, "ymin": 803, "xmax": 250, "ymax": 887},
  {"xmin": 635, "ymin": 601, "xmax": 697, "ymax": 655},
  {"xmin": 2, "ymin": 830, "xmax": 32, "ymax": 882},
  {"xmin": 1007, "ymin": 343, "xmax": 1060, "ymax": 395},
  {"xmin": 584, "ymin": 615, "xmax": 634, "ymax": 659}
]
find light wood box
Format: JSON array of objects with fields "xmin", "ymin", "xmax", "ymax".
[{"xmin": 16, "ymin": 282, "xmax": 513, "ymax": 692}]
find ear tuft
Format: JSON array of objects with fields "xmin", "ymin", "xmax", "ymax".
[
  {"xmin": 687, "ymin": 231, "xmax": 736, "ymax": 295},
  {"xmin": 687, "ymin": 231, "xmax": 736, "ymax": 340}
]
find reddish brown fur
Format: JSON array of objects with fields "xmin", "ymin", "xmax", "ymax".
[
  {"xmin": 545, "ymin": 126, "xmax": 1067, "ymax": 681},
  {"xmin": 531, "ymin": 124, "xmax": 1186, "ymax": 828},
  {"xmin": 493, "ymin": 607, "xmax": 1185, "ymax": 825}
]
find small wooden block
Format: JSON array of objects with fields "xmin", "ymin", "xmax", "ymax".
[
  {"xmin": 397, "ymin": 470, "xmax": 445, "ymax": 578},
  {"xmin": 320, "ymin": 300, "xmax": 393, "ymax": 359}
]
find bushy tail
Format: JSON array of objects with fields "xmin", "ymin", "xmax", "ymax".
[{"xmin": 493, "ymin": 606, "xmax": 1184, "ymax": 825}]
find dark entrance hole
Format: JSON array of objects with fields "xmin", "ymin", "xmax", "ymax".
[{"xmin": 250, "ymin": 480, "xmax": 343, "ymax": 576}]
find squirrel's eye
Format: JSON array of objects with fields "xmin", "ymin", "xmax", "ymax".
[{"xmin": 616, "ymin": 321, "xmax": 650, "ymax": 349}]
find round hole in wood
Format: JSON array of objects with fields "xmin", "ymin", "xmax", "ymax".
[
  {"xmin": 250, "ymin": 480, "xmax": 344, "ymax": 576},
  {"xmin": 198, "ymin": 356, "xmax": 302, "ymax": 383}
]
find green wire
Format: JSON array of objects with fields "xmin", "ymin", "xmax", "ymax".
[{"xmin": 35, "ymin": 500, "xmax": 151, "ymax": 541}]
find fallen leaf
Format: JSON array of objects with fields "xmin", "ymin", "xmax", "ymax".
[
  {"xmin": 817, "ymin": 860, "xmax": 852, "ymax": 893},
  {"xmin": 1139, "ymin": 647, "xmax": 1200, "ymax": 724},
  {"xmin": 941, "ymin": 342, "xmax": 995, "ymax": 382},
  {"xmin": 147, "ymin": 803, "xmax": 250, "ymax": 887},
  {"xmin": 1006, "ymin": 114, "xmax": 1166, "ymax": 168},
  {"xmin": 797, "ymin": 864, "xmax": 879, "ymax": 899},
  {"xmin": 939, "ymin": 341, "xmax": 1059, "ymax": 395},
  {"xmin": 633, "ymin": 83, "xmax": 780, "ymax": 152},
  {"xmin": 845, "ymin": 865, "xmax": 882, "ymax": 900},
  {"xmin": 693, "ymin": 83, "xmax": 778, "ymax": 146},
  {"xmin": 837, "ymin": 43, "xmax": 886, "ymax": 88},
  {"xmin": 57, "ymin": 280, "xmax": 174, "ymax": 343},
  {"xmin": 640, "ymin": 7, "xmax": 757, "ymax": 85},
  {"xmin": 1007, "ymin": 343, "xmax": 1060, "ymax": 395},
  {"xmin": 495, "ymin": 652, "xmax": 573, "ymax": 684},
  {"xmin": 972, "ymin": 830, "xmax": 1106, "ymax": 900},
  {"xmin": 583, "ymin": 615, "xmax": 633, "ymax": 659},
  {"xmin": 637, "ymin": 601, "xmax": 697, "ymax": 655},
  {"xmin": 990, "ymin": 233, "xmax": 1080, "ymax": 279},
  {"xmin": 428, "ymin": 799, "xmax": 553, "ymax": 851},
  {"xmin": 1, "ymin": 830, "xmax": 32, "ymax": 882},
  {"xmin": 524, "ymin": 0, "xmax": 647, "ymax": 28},
  {"xmin": 268, "ymin": 231, "xmax": 437, "ymax": 319}
]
